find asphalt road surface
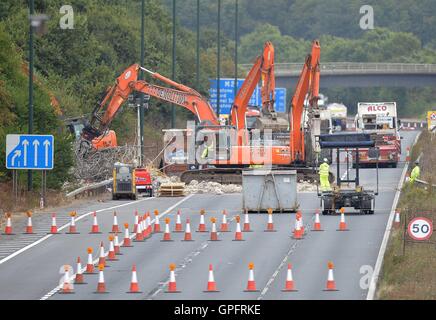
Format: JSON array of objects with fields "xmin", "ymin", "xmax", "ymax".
[{"xmin": 0, "ymin": 130, "xmax": 418, "ymax": 300}]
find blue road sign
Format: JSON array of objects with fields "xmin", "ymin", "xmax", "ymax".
[
  {"xmin": 6, "ymin": 134, "xmax": 54, "ymax": 170},
  {"xmin": 209, "ymin": 78, "xmax": 286, "ymax": 115}
]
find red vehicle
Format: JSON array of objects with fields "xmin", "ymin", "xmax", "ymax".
[
  {"xmin": 353, "ymin": 102, "xmax": 401, "ymax": 168},
  {"xmin": 135, "ymin": 168, "xmax": 153, "ymax": 197}
]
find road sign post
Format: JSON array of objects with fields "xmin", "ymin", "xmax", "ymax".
[{"xmin": 6, "ymin": 134, "xmax": 54, "ymax": 208}]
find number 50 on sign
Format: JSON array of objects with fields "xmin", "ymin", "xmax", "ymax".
[{"xmin": 407, "ymin": 217, "xmax": 433, "ymax": 241}]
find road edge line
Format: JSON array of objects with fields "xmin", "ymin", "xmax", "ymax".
[{"xmin": 366, "ymin": 131, "xmax": 421, "ymax": 300}]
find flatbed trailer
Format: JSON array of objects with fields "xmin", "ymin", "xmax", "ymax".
[{"xmin": 317, "ymin": 132, "xmax": 379, "ymax": 215}]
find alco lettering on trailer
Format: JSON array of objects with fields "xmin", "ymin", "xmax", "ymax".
[{"xmin": 367, "ymin": 105, "xmax": 388, "ymax": 112}]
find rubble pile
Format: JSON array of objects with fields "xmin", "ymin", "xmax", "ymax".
[{"xmin": 185, "ymin": 180, "xmax": 242, "ymax": 195}]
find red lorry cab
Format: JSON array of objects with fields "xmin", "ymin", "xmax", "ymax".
[{"xmin": 135, "ymin": 168, "xmax": 153, "ymax": 197}]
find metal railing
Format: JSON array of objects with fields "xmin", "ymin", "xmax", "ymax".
[
  {"xmin": 239, "ymin": 62, "xmax": 436, "ymax": 76},
  {"xmin": 66, "ymin": 179, "xmax": 112, "ymax": 199}
]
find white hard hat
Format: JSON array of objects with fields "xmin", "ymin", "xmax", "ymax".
[{"xmin": 323, "ymin": 158, "xmax": 328, "ymax": 162}]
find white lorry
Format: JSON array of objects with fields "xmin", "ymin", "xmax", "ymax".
[{"xmin": 326, "ymin": 103, "xmax": 347, "ymax": 132}]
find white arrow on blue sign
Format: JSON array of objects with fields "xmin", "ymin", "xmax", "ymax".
[{"xmin": 6, "ymin": 134, "xmax": 54, "ymax": 170}]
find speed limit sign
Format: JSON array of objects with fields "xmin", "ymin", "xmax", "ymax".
[{"xmin": 407, "ymin": 217, "xmax": 433, "ymax": 241}]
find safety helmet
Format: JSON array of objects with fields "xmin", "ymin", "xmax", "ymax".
[
  {"xmin": 323, "ymin": 158, "xmax": 328, "ymax": 163},
  {"xmin": 415, "ymin": 160, "xmax": 419, "ymax": 165}
]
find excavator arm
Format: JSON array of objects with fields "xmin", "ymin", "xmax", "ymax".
[
  {"xmin": 289, "ymin": 40, "xmax": 321, "ymax": 163},
  {"xmin": 82, "ymin": 64, "xmax": 219, "ymax": 141}
]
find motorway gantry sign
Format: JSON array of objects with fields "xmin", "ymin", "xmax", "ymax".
[
  {"xmin": 407, "ymin": 217, "xmax": 433, "ymax": 241},
  {"xmin": 6, "ymin": 134, "xmax": 54, "ymax": 170},
  {"xmin": 209, "ymin": 78, "xmax": 287, "ymax": 115}
]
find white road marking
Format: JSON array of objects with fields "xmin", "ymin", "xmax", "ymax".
[
  {"xmin": 40, "ymin": 194, "xmax": 194, "ymax": 300},
  {"xmin": 0, "ymin": 197, "xmax": 156, "ymax": 266},
  {"xmin": 366, "ymin": 132, "xmax": 421, "ymax": 300}
]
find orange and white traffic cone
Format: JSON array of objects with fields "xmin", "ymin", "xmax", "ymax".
[
  {"xmin": 60, "ymin": 265, "xmax": 74, "ymax": 294},
  {"xmin": 154, "ymin": 210, "xmax": 161, "ymax": 233},
  {"xmin": 265, "ymin": 209, "xmax": 276, "ymax": 232},
  {"xmin": 183, "ymin": 218, "xmax": 193, "ymax": 241},
  {"xmin": 294, "ymin": 212, "xmax": 304, "ymax": 234},
  {"xmin": 25, "ymin": 211, "xmax": 34, "ymax": 234},
  {"xmin": 85, "ymin": 247, "xmax": 96, "ymax": 274},
  {"xmin": 134, "ymin": 217, "xmax": 144, "ymax": 242},
  {"xmin": 197, "ymin": 209, "xmax": 207, "ymax": 232},
  {"xmin": 98, "ymin": 241, "xmax": 106, "ymax": 266},
  {"xmin": 123, "ymin": 223, "xmax": 132, "ymax": 247},
  {"xmin": 67, "ymin": 211, "xmax": 79, "ymax": 234},
  {"xmin": 114, "ymin": 234, "xmax": 121, "ymax": 255},
  {"xmin": 337, "ymin": 208, "xmax": 348, "ymax": 231},
  {"xmin": 204, "ymin": 264, "xmax": 219, "ymax": 292},
  {"xmin": 49, "ymin": 213, "xmax": 58, "ymax": 234},
  {"xmin": 3, "ymin": 212, "xmax": 13, "ymax": 235},
  {"xmin": 209, "ymin": 218, "xmax": 219, "ymax": 241},
  {"xmin": 313, "ymin": 209, "xmax": 323, "ymax": 231},
  {"xmin": 282, "ymin": 263, "xmax": 297, "ymax": 292},
  {"xmin": 244, "ymin": 262, "xmax": 259, "ymax": 292},
  {"xmin": 393, "ymin": 210, "xmax": 401, "ymax": 229},
  {"xmin": 95, "ymin": 264, "xmax": 107, "ymax": 293},
  {"xmin": 133, "ymin": 210, "xmax": 139, "ymax": 234},
  {"xmin": 111, "ymin": 211, "xmax": 120, "ymax": 233},
  {"xmin": 406, "ymin": 147, "xmax": 411, "ymax": 162},
  {"xmin": 90, "ymin": 212, "xmax": 100, "ymax": 234},
  {"xmin": 233, "ymin": 216, "xmax": 244, "ymax": 241},
  {"xmin": 127, "ymin": 264, "xmax": 142, "ymax": 293},
  {"xmin": 220, "ymin": 210, "xmax": 229, "ymax": 232},
  {"xmin": 162, "ymin": 218, "xmax": 173, "ymax": 241},
  {"xmin": 146, "ymin": 212, "xmax": 152, "ymax": 235},
  {"xmin": 166, "ymin": 263, "xmax": 180, "ymax": 293},
  {"xmin": 75, "ymin": 257, "xmax": 85, "ymax": 284},
  {"xmin": 107, "ymin": 235, "xmax": 118, "ymax": 261},
  {"xmin": 293, "ymin": 215, "xmax": 303, "ymax": 239},
  {"xmin": 142, "ymin": 214, "xmax": 149, "ymax": 238},
  {"xmin": 325, "ymin": 261, "xmax": 338, "ymax": 291},
  {"xmin": 243, "ymin": 211, "xmax": 252, "ymax": 232},
  {"xmin": 174, "ymin": 209, "xmax": 183, "ymax": 232}
]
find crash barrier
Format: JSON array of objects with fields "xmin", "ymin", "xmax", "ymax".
[{"xmin": 66, "ymin": 179, "xmax": 113, "ymax": 199}]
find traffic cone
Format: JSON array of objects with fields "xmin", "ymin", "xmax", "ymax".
[
  {"xmin": 244, "ymin": 262, "xmax": 259, "ymax": 292},
  {"xmin": 209, "ymin": 218, "xmax": 219, "ymax": 241},
  {"xmin": 49, "ymin": 213, "xmax": 58, "ymax": 234},
  {"xmin": 393, "ymin": 210, "xmax": 401, "ymax": 229},
  {"xmin": 127, "ymin": 264, "xmax": 142, "ymax": 293},
  {"xmin": 95, "ymin": 264, "xmax": 107, "ymax": 293},
  {"xmin": 146, "ymin": 212, "xmax": 152, "ymax": 235},
  {"xmin": 166, "ymin": 263, "xmax": 180, "ymax": 293},
  {"xmin": 295, "ymin": 211, "xmax": 304, "ymax": 234},
  {"xmin": 107, "ymin": 236, "xmax": 118, "ymax": 261},
  {"xmin": 406, "ymin": 147, "xmax": 411, "ymax": 162},
  {"xmin": 282, "ymin": 263, "xmax": 297, "ymax": 292},
  {"xmin": 197, "ymin": 209, "xmax": 207, "ymax": 232},
  {"xmin": 3, "ymin": 212, "xmax": 13, "ymax": 235},
  {"xmin": 142, "ymin": 214, "xmax": 149, "ymax": 238},
  {"xmin": 161, "ymin": 218, "xmax": 173, "ymax": 241},
  {"xmin": 293, "ymin": 215, "xmax": 303, "ymax": 239},
  {"xmin": 75, "ymin": 257, "xmax": 85, "ymax": 284},
  {"xmin": 123, "ymin": 223, "xmax": 133, "ymax": 247},
  {"xmin": 337, "ymin": 208, "xmax": 349, "ymax": 231},
  {"xmin": 90, "ymin": 212, "xmax": 101, "ymax": 234},
  {"xmin": 154, "ymin": 210, "xmax": 161, "ymax": 233},
  {"xmin": 233, "ymin": 216, "xmax": 244, "ymax": 241},
  {"xmin": 134, "ymin": 217, "xmax": 144, "ymax": 242},
  {"xmin": 325, "ymin": 261, "xmax": 338, "ymax": 291},
  {"xmin": 182, "ymin": 218, "xmax": 193, "ymax": 241},
  {"xmin": 111, "ymin": 211, "xmax": 120, "ymax": 233},
  {"xmin": 85, "ymin": 247, "xmax": 96, "ymax": 274},
  {"xmin": 133, "ymin": 210, "xmax": 139, "ymax": 234},
  {"xmin": 313, "ymin": 209, "xmax": 323, "ymax": 231},
  {"xmin": 174, "ymin": 209, "xmax": 183, "ymax": 232},
  {"xmin": 60, "ymin": 266, "xmax": 74, "ymax": 294},
  {"xmin": 203, "ymin": 264, "xmax": 219, "ymax": 292},
  {"xmin": 98, "ymin": 241, "xmax": 106, "ymax": 266},
  {"xmin": 25, "ymin": 211, "xmax": 34, "ymax": 234},
  {"xmin": 67, "ymin": 211, "xmax": 79, "ymax": 234},
  {"xmin": 114, "ymin": 234, "xmax": 121, "ymax": 255},
  {"xmin": 243, "ymin": 211, "xmax": 252, "ymax": 232},
  {"xmin": 220, "ymin": 210, "xmax": 229, "ymax": 232},
  {"xmin": 265, "ymin": 209, "xmax": 276, "ymax": 232}
]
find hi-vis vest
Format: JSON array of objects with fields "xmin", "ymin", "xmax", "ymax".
[
  {"xmin": 201, "ymin": 142, "xmax": 214, "ymax": 159},
  {"xmin": 319, "ymin": 162, "xmax": 330, "ymax": 176}
]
